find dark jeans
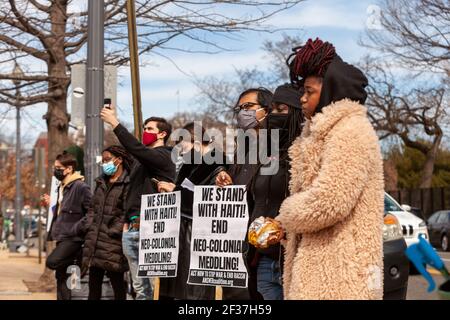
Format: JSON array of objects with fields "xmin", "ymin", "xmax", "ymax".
[
  {"xmin": 46, "ymin": 240, "xmax": 83, "ymax": 300},
  {"xmin": 88, "ymin": 266, "xmax": 126, "ymax": 300},
  {"xmin": 257, "ymin": 255, "xmax": 283, "ymax": 300}
]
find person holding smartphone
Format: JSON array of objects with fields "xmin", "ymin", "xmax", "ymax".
[
  {"xmin": 100, "ymin": 104, "xmax": 175, "ymax": 300},
  {"xmin": 104, "ymin": 98, "xmax": 112, "ymax": 109}
]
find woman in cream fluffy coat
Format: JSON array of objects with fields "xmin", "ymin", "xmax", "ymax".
[{"xmin": 276, "ymin": 39, "xmax": 384, "ymax": 300}]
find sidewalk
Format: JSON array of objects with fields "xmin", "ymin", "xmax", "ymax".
[{"xmin": 0, "ymin": 247, "xmax": 55, "ymax": 300}]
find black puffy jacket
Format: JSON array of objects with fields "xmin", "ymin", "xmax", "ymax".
[{"xmin": 81, "ymin": 171, "xmax": 130, "ymax": 274}]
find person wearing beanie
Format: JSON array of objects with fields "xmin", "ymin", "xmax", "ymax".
[
  {"xmin": 247, "ymin": 84, "xmax": 305, "ymax": 300},
  {"xmin": 273, "ymin": 38, "xmax": 384, "ymax": 300}
]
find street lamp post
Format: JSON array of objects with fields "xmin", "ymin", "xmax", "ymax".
[
  {"xmin": 85, "ymin": 0, "xmax": 104, "ymax": 190},
  {"xmin": 9, "ymin": 63, "xmax": 24, "ymax": 252},
  {"xmin": 37, "ymin": 184, "xmax": 45, "ymax": 264}
]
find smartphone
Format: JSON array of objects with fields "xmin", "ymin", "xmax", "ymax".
[{"xmin": 104, "ymin": 98, "xmax": 111, "ymax": 109}]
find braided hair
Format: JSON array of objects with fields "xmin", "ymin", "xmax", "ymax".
[
  {"xmin": 103, "ymin": 145, "xmax": 133, "ymax": 173},
  {"xmin": 286, "ymin": 38, "xmax": 336, "ymax": 86}
]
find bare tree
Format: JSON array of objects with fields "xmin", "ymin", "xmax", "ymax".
[
  {"xmin": 0, "ymin": 153, "xmax": 40, "ymax": 206},
  {"xmin": 360, "ymin": 0, "xmax": 450, "ymax": 188},
  {"xmin": 0, "ymin": 0, "xmax": 303, "ymax": 182},
  {"xmin": 361, "ymin": 0, "xmax": 450, "ymax": 74},
  {"xmin": 362, "ymin": 59, "xmax": 448, "ymax": 188},
  {"xmin": 0, "ymin": 0, "xmax": 303, "ymax": 292},
  {"xmin": 383, "ymin": 158, "xmax": 398, "ymax": 191},
  {"xmin": 195, "ymin": 33, "xmax": 304, "ymax": 121}
]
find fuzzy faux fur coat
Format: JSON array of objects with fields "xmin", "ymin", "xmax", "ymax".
[{"xmin": 276, "ymin": 99, "xmax": 384, "ymax": 300}]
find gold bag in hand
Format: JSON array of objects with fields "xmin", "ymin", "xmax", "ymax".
[{"xmin": 248, "ymin": 216, "xmax": 283, "ymax": 249}]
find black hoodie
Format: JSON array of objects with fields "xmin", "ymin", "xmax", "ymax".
[{"xmin": 315, "ymin": 55, "xmax": 368, "ymax": 115}]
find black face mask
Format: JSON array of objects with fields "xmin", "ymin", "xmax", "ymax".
[
  {"xmin": 267, "ymin": 113, "xmax": 291, "ymax": 155},
  {"xmin": 53, "ymin": 168, "xmax": 67, "ymax": 181},
  {"xmin": 268, "ymin": 113, "xmax": 289, "ymax": 130}
]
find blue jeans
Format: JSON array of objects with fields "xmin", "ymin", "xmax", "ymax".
[
  {"xmin": 257, "ymin": 255, "xmax": 283, "ymax": 300},
  {"xmin": 122, "ymin": 229, "xmax": 153, "ymax": 300}
]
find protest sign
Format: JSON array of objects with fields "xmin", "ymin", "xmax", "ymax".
[
  {"xmin": 46, "ymin": 176, "xmax": 59, "ymax": 233},
  {"xmin": 138, "ymin": 191, "xmax": 181, "ymax": 278},
  {"xmin": 188, "ymin": 186, "xmax": 249, "ymax": 288}
]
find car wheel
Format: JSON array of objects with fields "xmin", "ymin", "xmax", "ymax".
[{"xmin": 442, "ymin": 235, "xmax": 449, "ymax": 252}]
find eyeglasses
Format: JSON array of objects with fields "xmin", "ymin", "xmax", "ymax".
[{"xmin": 233, "ymin": 102, "xmax": 260, "ymax": 113}]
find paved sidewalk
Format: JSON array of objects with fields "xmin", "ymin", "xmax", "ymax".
[{"xmin": 0, "ymin": 248, "xmax": 55, "ymax": 300}]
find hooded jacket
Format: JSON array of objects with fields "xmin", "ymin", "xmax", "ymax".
[
  {"xmin": 315, "ymin": 55, "xmax": 368, "ymax": 115},
  {"xmin": 48, "ymin": 172, "xmax": 92, "ymax": 242},
  {"xmin": 276, "ymin": 57, "xmax": 384, "ymax": 300}
]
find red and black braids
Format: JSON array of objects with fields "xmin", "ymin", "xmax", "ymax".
[{"xmin": 286, "ymin": 38, "xmax": 336, "ymax": 86}]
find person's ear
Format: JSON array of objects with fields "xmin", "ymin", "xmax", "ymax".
[
  {"xmin": 258, "ymin": 108, "xmax": 268, "ymax": 121},
  {"xmin": 158, "ymin": 131, "xmax": 167, "ymax": 141}
]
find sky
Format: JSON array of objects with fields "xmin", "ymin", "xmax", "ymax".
[{"xmin": 0, "ymin": 0, "xmax": 381, "ymax": 149}]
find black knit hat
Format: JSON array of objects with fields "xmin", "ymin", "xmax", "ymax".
[{"xmin": 272, "ymin": 83, "xmax": 302, "ymax": 109}]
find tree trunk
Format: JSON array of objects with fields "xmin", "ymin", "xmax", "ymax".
[
  {"xmin": 419, "ymin": 134, "xmax": 442, "ymax": 188},
  {"xmin": 30, "ymin": 0, "xmax": 71, "ymax": 293}
]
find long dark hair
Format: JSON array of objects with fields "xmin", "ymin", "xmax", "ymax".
[{"xmin": 102, "ymin": 145, "xmax": 133, "ymax": 173}]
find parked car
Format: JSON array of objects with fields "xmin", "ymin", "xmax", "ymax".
[
  {"xmin": 400, "ymin": 205, "xmax": 425, "ymax": 221},
  {"xmin": 383, "ymin": 194, "xmax": 409, "ymax": 299},
  {"xmin": 384, "ymin": 193, "xmax": 431, "ymax": 276},
  {"xmin": 385, "ymin": 193, "xmax": 430, "ymax": 247},
  {"xmin": 427, "ymin": 210, "xmax": 450, "ymax": 252}
]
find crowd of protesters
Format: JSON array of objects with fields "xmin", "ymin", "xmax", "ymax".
[{"xmin": 41, "ymin": 38, "xmax": 383, "ymax": 300}]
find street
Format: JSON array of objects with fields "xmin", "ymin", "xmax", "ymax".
[
  {"xmin": 406, "ymin": 250, "xmax": 450, "ymax": 300},
  {"xmin": 0, "ymin": 236, "xmax": 449, "ymax": 300},
  {"xmin": 0, "ymin": 241, "xmax": 54, "ymax": 300}
]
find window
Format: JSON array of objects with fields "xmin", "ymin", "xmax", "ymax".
[
  {"xmin": 437, "ymin": 212, "xmax": 449, "ymax": 224},
  {"xmin": 428, "ymin": 212, "xmax": 441, "ymax": 224},
  {"xmin": 384, "ymin": 194, "xmax": 402, "ymax": 213}
]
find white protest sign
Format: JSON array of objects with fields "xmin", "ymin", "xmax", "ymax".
[
  {"xmin": 188, "ymin": 185, "xmax": 249, "ymax": 288},
  {"xmin": 46, "ymin": 176, "xmax": 60, "ymax": 233},
  {"xmin": 138, "ymin": 191, "xmax": 181, "ymax": 278}
]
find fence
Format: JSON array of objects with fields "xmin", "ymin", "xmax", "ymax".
[{"xmin": 387, "ymin": 187, "xmax": 450, "ymax": 220}]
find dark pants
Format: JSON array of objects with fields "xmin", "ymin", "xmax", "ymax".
[
  {"xmin": 88, "ymin": 266, "xmax": 126, "ymax": 300},
  {"xmin": 257, "ymin": 255, "xmax": 283, "ymax": 300},
  {"xmin": 46, "ymin": 240, "xmax": 83, "ymax": 300}
]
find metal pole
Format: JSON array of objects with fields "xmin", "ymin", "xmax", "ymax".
[
  {"xmin": 15, "ymin": 101, "xmax": 22, "ymax": 245},
  {"xmin": 126, "ymin": 0, "xmax": 143, "ymax": 139},
  {"xmin": 85, "ymin": 0, "xmax": 105, "ymax": 189},
  {"xmin": 38, "ymin": 202, "xmax": 42, "ymax": 264}
]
